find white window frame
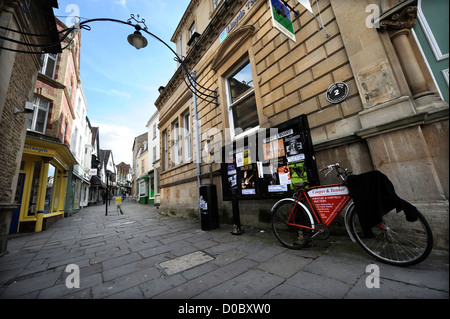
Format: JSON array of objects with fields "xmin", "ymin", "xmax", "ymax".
[
  {"xmin": 40, "ymin": 53, "xmax": 58, "ymax": 79},
  {"xmin": 28, "ymin": 96, "xmax": 50, "ymax": 134},
  {"xmin": 163, "ymin": 130, "xmax": 168, "ymax": 170},
  {"xmin": 189, "ymin": 21, "xmax": 196, "ymax": 39},
  {"xmin": 183, "ymin": 112, "xmax": 192, "ymax": 162},
  {"xmin": 153, "ymin": 123, "xmax": 157, "ymax": 140},
  {"xmin": 139, "ymin": 180, "xmax": 146, "ymax": 197},
  {"xmin": 173, "ymin": 120, "xmax": 180, "ymax": 165},
  {"xmin": 225, "ymin": 58, "xmax": 260, "ymax": 140},
  {"xmin": 71, "ymin": 127, "xmax": 78, "ymax": 157}
]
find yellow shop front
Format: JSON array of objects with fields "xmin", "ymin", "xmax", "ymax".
[{"xmin": 11, "ymin": 135, "xmax": 77, "ymax": 233}]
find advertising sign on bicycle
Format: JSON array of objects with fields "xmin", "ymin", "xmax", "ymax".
[{"xmin": 307, "ymin": 186, "xmax": 349, "ymax": 225}]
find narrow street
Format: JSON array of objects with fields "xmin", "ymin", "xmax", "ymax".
[{"xmin": 0, "ymin": 201, "xmax": 448, "ymax": 302}]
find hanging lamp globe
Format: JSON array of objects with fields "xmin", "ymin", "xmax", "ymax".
[{"xmin": 127, "ymin": 30, "xmax": 148, "ymax": 50}]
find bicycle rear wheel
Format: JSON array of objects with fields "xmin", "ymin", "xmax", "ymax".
[
  {"xmin": 348, "ymin": 204, "xmax": 433, "ymax": 266},
  {"xmin": 271, "ymin": 199, "xmax": 314, "ymax": 249}
]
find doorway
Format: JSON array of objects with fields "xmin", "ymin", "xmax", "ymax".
[{"xmin": 10, "ymin": 173, "xmax": 25, "ymax": 234}]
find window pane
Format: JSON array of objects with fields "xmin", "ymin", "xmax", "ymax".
[
  {"xmin": 27, "ymin": 115, "xmax": 33, "ymax": 130},
  {"xmin": 28, "ymin": 161, "xmax": 42, "ymax": 216},
  {"xmin": 173, "ymin": 121, "xmax": 180, "ymax": 165},
  {"xmin": 163, "ymin": 131, "xmax": 168, "ymax": 170},
  {"xmin": 44, "ymin": 165, "xmax": 55, "ymax": 214},
  {"xmin": 30, "ymin": 98, "xmax": 49, "ymax": 133},
  {"xmin": 232, "ymin": 92, "xmax": 259, "ymax": 133},
  {"xmin": 35, "ymin": 109, "xmax": 48, "ymax": 133},
  {"xmin": 228, "ymin": 62, "xmax": 254, "ymax": 103},
  {"xmin": 39, "ymin": 99, "xmax": 50, "ymax": 110},
  {"xmin": 40, "ymin": 53, "xmax": 58, "ymax": 79},
  {"xmin": 35, "ymin": 109, "xmax": 47, "ymax": 133},
  {"xmin": 43, "ymin": 54, "xmax": 57, "ymax": 78}
]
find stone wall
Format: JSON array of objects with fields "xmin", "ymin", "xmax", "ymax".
[{"xmin": 157, "ymin": 0, "xmax": 448, "ymax": 248}]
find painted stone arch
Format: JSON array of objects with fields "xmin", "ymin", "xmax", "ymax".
[{"xmin": 211, "ymin": 24, "xmax": 256, "ymax": 72}]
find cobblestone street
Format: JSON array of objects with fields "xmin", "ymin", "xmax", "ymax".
[{"xmin": 0, "ymin": 201, "xmax": 447, "ymax": 302}]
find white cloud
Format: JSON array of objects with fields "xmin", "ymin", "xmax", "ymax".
[
  {"xmin": 113, "ymin": 0, "xmax": 127, "ymax": 8},
  {"xmin": 92, "ymin": 121, "xmax": 137, "ymax": 165},
  {"xmin": 89, "ymin": 87, "xmax": 131, "ymax": 99},
  {"xmin": 110, "ymin": 89, "xmax": 131, "ymax": 99}
]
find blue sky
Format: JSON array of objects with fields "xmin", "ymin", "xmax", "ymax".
[{"xmin": 53, "ymin": 0, "xmax": 190, "ymax": 165}]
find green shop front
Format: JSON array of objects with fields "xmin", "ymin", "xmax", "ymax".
[{"xmin": 138, "ymin": 171, "xmax": 154, "ymax": 204}]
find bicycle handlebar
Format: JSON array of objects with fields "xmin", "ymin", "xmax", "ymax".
[{"xmin": 320, "ymin": 163, "xmax": 349, "ymax": 181}]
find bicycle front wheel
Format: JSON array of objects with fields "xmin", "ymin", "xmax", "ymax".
[
  {"xmin": 348, "ymin": 204, "xmax": 433, "ymax": 266},
  {"xmin": 271, "ymin": 198, "xmax": 314, "ymax": 249}
]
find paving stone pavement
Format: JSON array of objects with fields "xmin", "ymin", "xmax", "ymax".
[{"xmin": 0, "ymin": 201, "xmax": 448, "ymax": 301}]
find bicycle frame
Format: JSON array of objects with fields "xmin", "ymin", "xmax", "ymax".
[{"xmin": 287, "ymin": 183, "xmax": 352, "ymax": 231}]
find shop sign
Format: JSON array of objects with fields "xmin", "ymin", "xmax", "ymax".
[
  {"xmin": 23, "ymin": 144, "xmax": 55, "ymax": 156},
  {"xmin": 269, "ymin": 0, "xmax": 296, "ymax": 42},
  {"xmin": 220, "ymin": 0, "xmax": 259, "ymax": 43},
  {"xmin": 73, "ymin": 164, "xmax": 85, "ymax": 178}
]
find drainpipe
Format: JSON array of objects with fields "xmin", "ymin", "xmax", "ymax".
[{"xmin": 191, "ymin": 72, "xmax": 202, "ymax": 217}]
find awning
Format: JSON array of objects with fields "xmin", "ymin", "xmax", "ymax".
[
  {"xmin": 90, "ymin": 175, "xmax": 106, "ymax": 189},
  {"xmin": 24, "ymin": 135, "xmax": 77, "ymax": 170},
  {"xmin": 137, "ymin": 174, "xmax": 149, "ymax": 181}
]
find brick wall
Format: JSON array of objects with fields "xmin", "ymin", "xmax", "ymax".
[
  {"xmin": 0, "ymin": 42, "xmax": 38, "ymax": 202},
  {"xmin": 0, "ymin": 46, "xmax": 39, "ymax": 203}
]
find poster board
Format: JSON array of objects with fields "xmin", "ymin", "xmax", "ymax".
[{"xmin": 221, "ymin": 114, "xmax": 319, "ymax": 201}]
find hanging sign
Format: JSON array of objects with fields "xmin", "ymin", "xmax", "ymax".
[
  {"xmin": 269, "ymin": 0, "xmax": 296, "ymax": 42},
  {"xmin": 326, "ymin": 82, "xmax": 349, "ymax": 104}
]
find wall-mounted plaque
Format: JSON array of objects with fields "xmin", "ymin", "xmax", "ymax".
[{"xmin": 326, "ymin": 82, "xmax": 349, "ymax": 104}]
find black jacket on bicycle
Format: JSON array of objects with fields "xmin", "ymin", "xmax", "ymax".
[{"xmin": 347, "ymin": 170, "xmax": 419, "ymax": 237}]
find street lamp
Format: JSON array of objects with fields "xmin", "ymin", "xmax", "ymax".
[
  {"xmin": 0, "ymin": 13, "xmax": 218, "ymax": 105},
  {"xmin": 127, "ymin": 25, "xmax": 148, "ymax": 50},
  {"xmin": 74, "ymin": 14, "xmax": 218, "ymax": 106},
  {"xmin": 127, "ymin": 30, "xmax": 147, "ymax": 50}
]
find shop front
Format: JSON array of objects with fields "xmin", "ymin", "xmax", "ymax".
[
  {"xmin": 11, "ymin": 135, "xmax": 77, "ymax": 233},
  {"xmin": 65, "ymin": 164, "xmax": 90, "ymax": 216},
  {"xmin": 137, "ymin": 174, "xmax": 150, "ymax": 204}
]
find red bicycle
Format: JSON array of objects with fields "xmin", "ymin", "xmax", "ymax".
[{"xmin": 271, "ymin": 163, "xmax": 433, "ymax": 266}]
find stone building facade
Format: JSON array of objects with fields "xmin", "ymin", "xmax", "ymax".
[
  {"xmin": 0, "ymin": 0, "xmax": 61, "ymax": 252},
  {"xmin": 116, "ymin": 161, "xmax": 132, "ymax": 197},
  {"xmin": 147, "ymin": 110, "xmax": 161, "ymax": 206},
  {"xmin": 156, "ymin": 0, "xmax": 448, "ymax": 247},
  {"xmin": 131, "ymin": 132, "xmax": 148, "ymax": 199}
]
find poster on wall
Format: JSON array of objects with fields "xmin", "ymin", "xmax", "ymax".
[
  {"xmin": 240, "ymin": 164, "xmax": 256, "ymax": 195},
  {"xmin": 221, "ymin": 114, "xmax": 319, "ymax": 201},
  {"xmin": 288, "ymin": 161, "xmax": 308, "ymax": 190}
]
